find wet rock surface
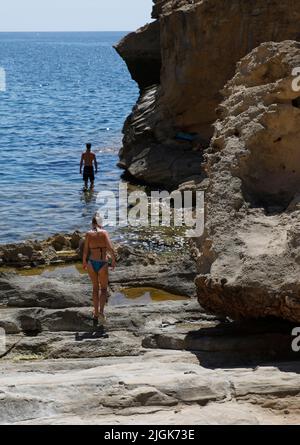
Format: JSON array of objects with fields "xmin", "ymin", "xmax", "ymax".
[
  {"xmin": 1, "ymin": 297, "xmax": 300, "ymax": 424},
  {"xmin": 1, "ymin": 244, "xmax": 300, "ymax": 424},
  {"xmin": 0, "ymin": 237, "xmax": 197, "ymax": 302}
]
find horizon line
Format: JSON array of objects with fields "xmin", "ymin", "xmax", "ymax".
[{"xmin": 0, "ymin": 30, "xmax": 133, "ymax": 33}]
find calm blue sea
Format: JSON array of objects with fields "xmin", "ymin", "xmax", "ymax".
[{"xmin": 0, "ymin": 32, "xmax": 138, "ymax": 244}]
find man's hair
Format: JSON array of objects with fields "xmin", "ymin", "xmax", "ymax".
[{"xmin": 86, "ymin": 143, "xmax": 92, "ymax": 150}]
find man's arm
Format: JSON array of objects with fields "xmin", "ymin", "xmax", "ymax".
[
  {"xmin": 105, "ymin": 232, "xmax": 116, "ymax": 270},
  {"xmin": 83, "ymin": 233, "xmax": 89, "ymax": 269},
  {"xmin": 94, "ymin": 154, "xmax": 98, "ymax": 173},
  {"xmin": 80, "ymin": 153, "xmax": 84, "ymax": 174}
]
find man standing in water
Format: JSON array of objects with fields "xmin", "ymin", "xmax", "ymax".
[{"xmin": 80, "ymin": 143, "xmax": 98, "ymax": 189}]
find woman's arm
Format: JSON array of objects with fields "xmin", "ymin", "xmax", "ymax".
[
  {"xmin": 105, "ymin": 231, "xmax": 116, "ymax": 270},
  {"xmin": 83, "ymin": 233, "xmax": 89, "ymax": 269}
]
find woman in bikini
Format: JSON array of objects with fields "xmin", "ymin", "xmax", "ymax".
[{"xmin": 83, "ymin": 215, "xmax": 116, "ymax": 325}]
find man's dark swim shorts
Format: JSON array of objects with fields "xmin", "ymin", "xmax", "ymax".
[{"xmin": 83, "ymin": 166, "xmax": 94, "ymax": 182}]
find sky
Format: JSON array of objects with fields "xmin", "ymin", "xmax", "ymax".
[{"xmin": 0, "ymin": 0, "xmax": 154, "ymax": 32}]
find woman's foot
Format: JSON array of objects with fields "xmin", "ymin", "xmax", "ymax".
[
  {"xmin": 98, "ymin": 313, "xmax": 106, "ymax": 325},
  {"xmin": 92, "ymin": 312, "xmax": 99, "ymax": 328}
]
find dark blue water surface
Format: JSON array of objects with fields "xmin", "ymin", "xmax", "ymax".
[{"xmin": 0, "ymin": 32, "xmax": 138, "ymax": 243}]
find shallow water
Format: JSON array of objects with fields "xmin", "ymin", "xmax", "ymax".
[
  {"xmin": 0, "ymin": 32, "xmax": 138, "ymax": 243},
  {"xmin": 113, "ymin": 287, "xmax": 189, "ymax": 306},
  {"xmin": 6, "ymin": 264, "xmax": 189, "ymax": 305}
]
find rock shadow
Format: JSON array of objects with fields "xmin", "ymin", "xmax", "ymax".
[
  {"xmin": 143, "ymin": 318, "xmax": 300, "ymax": 371},
  {"xmin": 75, "ymin": 328, "xmax": 109, "ymax": 341},
  {"xmin": 186, "ymin": 319, "xmax": 300, "ymax": 370}
]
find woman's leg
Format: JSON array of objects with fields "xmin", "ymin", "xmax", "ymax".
[
  {"xmin": 99, "ymin": 265, "xmax": 109, "ymax": 316},
  {"xmin": 87, "ymin": 263, "xmax": 100, "ymax": 317}
]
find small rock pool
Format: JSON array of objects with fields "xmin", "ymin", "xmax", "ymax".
[
  {"xmin": 3, "ymin": 264, "xmax": 189, "ymax": 306},
  {"xmin": 110, "ymin": 287, "xmax": 189, "ymax": 306}
]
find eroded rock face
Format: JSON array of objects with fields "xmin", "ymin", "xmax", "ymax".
[
  {"xmin": 119, "ymin": 85, "xmax": 204, "ymax": 187},
  {"xmin": 158, "ymin": 0, "xmax": 300, "ymax": 140},
  {"xmin": 114, "ymin": 21, "xmax": 161, "ymax": 90},
  {"xmin": 195, "ymin": 41, "xmax": 300, "ymax": 322},
  {"xmin": 152, "ymin": 0, "xmax": 190, "ymax": 19},
  {"xmin": 116, "ymin": 0, "xmax": 300, "ymax": 187}
]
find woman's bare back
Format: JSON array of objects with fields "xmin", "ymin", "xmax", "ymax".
[{"xmin": 87, "ymin": 230, "xmax": 108, "ymax": 261}]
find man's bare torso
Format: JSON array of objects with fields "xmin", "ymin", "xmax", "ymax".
[{"xmin": 82, "ymin": 151, "xmax": 96, "ymax": 167}]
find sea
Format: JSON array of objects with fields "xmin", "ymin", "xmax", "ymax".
[{"xmin": 0, "ymin": 32, "xmax": 138, "ymax": 244}]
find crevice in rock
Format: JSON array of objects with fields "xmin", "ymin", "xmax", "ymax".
[
  {"xmin": 238, "ymin": 129, "xmax": 300, "ymax": 214},
  {"xmin": 0, "ymin": 337, "xmax": 22, "ymax": 360},
  {"xmin": 292, "ymin": 97, "xmax": 300, "ymax": 108},
  {"xmin": 143, "ymin": 317, "xmax": 299, "ymax": 368},
  {"xmin": 18, "ymin": 315, "xmax": 42, "ymax": 337},
  {"xmin": 241, "ymin": 183, "xmax": 292, "ymax": 214}
]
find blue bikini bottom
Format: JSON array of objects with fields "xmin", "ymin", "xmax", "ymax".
[{"xmin": 89, "ymin": 259, "xmax": 107, "ymax": 273}]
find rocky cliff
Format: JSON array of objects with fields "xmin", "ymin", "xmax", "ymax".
[
  {"xmin": 115, "ymin": 1, "xmax": 300, "ymax": 324},
  {"xmin": 116, "ymin": 0, "xmax": 300, "ymax": 188},
  {"xmin": 195, "ymin": 40, "xmax": 300, "ymax": 322}
]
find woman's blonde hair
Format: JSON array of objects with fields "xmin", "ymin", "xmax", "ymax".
[{"xmin": 92, "ymin": 213, "xmax": 103, "ymax": 228}]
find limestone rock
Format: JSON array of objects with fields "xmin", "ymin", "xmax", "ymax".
[
  {"xmin": 195, "ymin": 41, "xmax": 300, "ymax": 322},
  {"xmin": 5, "ymin": 277, "xmax": 91, "ymax": 309},
  {"xmin": 1, "ymin": 350, "xmax": 300, "ymax": 424},
  {"xmin": 0, "ymin": 232, "xmax": 83, "ymax": 268},
  {"xmin": 1, "ymin": 268, "xmax": 300, "ymax": 424},
  {"xmin": 118, "ymin": 85, "xmax": 203, "ymax": 188},
  {"xmin": 143, "ymin": 318, "xmax": 297, "ymax": 366},
  {"xmin": 50, "ymin": 235, "xmax": 71, "ymax": 251},
  {"xmin": 116, "ymin": 0, "xmax": 300, "ymax": 187},
  {"xmin": 114, "ymin": 21, "xmax": 161, "ymax": 90},
  {"xmin": 152, "ymin": 0, "xmax": 189, "ymax": 19}
]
